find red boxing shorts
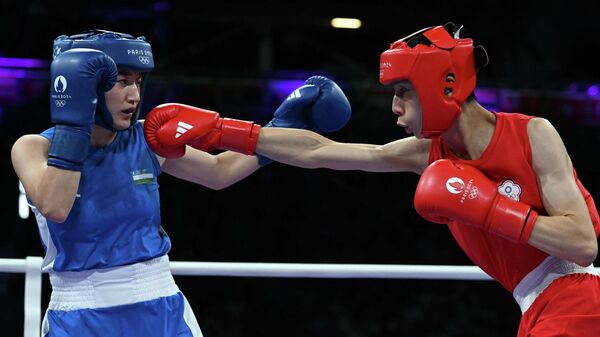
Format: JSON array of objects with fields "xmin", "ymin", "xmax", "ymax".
[{"xmin": 517, "ymin": 273, "xmax": 600, "ymax": 337}]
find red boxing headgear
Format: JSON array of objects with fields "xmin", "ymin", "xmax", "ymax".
[{"xmin": 379, "ymin": 24, "xmax": 477, "ymax": 137}]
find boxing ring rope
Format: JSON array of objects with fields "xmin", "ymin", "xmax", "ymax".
[{"xmin": 3, "ymin": 257, "xmax": 598, "ymax": 337}]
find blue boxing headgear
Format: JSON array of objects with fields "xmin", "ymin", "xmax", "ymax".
[{"xmin": 52, "ymin": 30, "xmax": 154, "ymax": 131}]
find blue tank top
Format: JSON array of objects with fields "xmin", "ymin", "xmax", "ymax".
[{"xmin": 33, "ymin": 122, "xmax": 171, "ymax": 272}]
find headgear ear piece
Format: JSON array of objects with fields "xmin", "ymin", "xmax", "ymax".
[
  {"xmin": 379, "ymin": 23, "xmax": 487, "ymax": 137},
  {"xmin": 53, "ymin": 30, "xmax": 154, "ymax": 131}
]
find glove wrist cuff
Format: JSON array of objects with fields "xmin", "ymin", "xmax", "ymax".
[
  {"xmin": 47, "ymin": 125, "xmax": 92, "ymax": 171},
  {"xmin": 220, "ymin": 119, "xmax": 261, "ymax": 155},
  {"xmin": 488, "ymin": 196, "xmax": 536, "ymax": 243}
]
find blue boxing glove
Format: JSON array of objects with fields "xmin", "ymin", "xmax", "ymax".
[
  {"xmin": 259, "ymin": 76, "xmax": 351, "ymax": 165},
  {"xmin": 48, "ymin": 49, "xmax": 117, "ymax": 171}
]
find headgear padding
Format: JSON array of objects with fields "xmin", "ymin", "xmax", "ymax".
[
  {"xmin": 379, "ymin": 24, "xmax": 477, "ymax": 138},
  {"xmin": 53, "ymin": 30, "xmax": 154, "ymax": 131}
]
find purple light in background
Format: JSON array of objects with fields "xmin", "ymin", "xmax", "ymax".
[
  {"xmin": 0, "ymin": 57, "xmax": 48, "ymax": 68},
  {"xmin": 0, "ymin": 68, "xmax": 28, "ymax": 79},
  {"xmin": 587, "ymin": 85, "xmax": 599, "ymax": 97},
  {"xmin": 0, "ymin": 77, "xmax": 18, "ymax": 104},
  {"xmin": 567, "ymin": 83, "xmax": 579, "ymax": 94},
  {"xmin": 0, "ymin": 57, "xmax": 49, "ymax": 80},
  {"xmin": 268, "ymin": 80, "xmax": 306, "ymax": 100},
  {"xmin": 0, "ymin": 68, "xmax": 48, "ymax": 79},
  {"xmin": 152, "ymin": 1, "xmax": 171, "ymax": 12},
  {"xmin": 474, "ymin": 88, "xmax": 498, "ymax": 104}
]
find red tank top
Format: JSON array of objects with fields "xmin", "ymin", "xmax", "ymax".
[{"xmin": 429, "ymin": 112, "xmax": 600, "ymax": 292}]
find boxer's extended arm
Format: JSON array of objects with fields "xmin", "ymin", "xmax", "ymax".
[
  {"xmin": 527, "ymin": 118, "xmax": 597, "ymax": 266},
  {"xmin": 11, "ymin": 135, "xmax": 80, "ymax": 222},
  {"xmin": 256, "ymin": 127, "xmax": 431, "ymax": 174}
]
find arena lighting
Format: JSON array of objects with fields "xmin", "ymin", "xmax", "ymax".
[
  {"xmin": 0, "ymin": 57, "xmax": 49, "ymax": 80},
  {"xmin": 587, "ymin": 84, "xmax": 600, "ymax": 97},
  {"xmin": 0, "ymin": 57, "xmax": 48, "ymax": 68},
  {"xmin": 330, "ymin": 17, "xmax": 362, "ymax": 29},
  {"xmin": 268, "ymin": 79, "xmax": 306, "ymax": 100}
]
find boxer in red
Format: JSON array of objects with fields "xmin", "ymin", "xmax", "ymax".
[{"xmin": 151, "ymin": 22, "xmax": 600, "ymax": 336}]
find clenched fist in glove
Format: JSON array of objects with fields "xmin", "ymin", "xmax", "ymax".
[
  {"xmin": 414, "ymin": 159, "xmax": 538, "ymax": 243},
  {"xmin": 143, "ymin": 103, "xmax": 261, "ymax": 158},
  {"xmin": 265, "ymin": 75, "xmax": 351, "ymax": 132},
  {"xmin": 48, "ymin": 48, "xmax": 117, "ymax": 171},
  {"xmin": 257, "ymin": 75, "xmax": 352, "ymax": 165}
]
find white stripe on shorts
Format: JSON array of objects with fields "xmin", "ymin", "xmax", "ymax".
[
  {"xmin": 48, "ymin": 255, "xmax": 180, "ymax": 311},
  {"xmin": 513, "ymin": 255, "xmax": 598, "ymax": 313}
]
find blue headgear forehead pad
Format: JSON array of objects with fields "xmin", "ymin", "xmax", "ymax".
[{"xmin": 53, "ymin": 30, "xmax": 154, "ymax": 72}]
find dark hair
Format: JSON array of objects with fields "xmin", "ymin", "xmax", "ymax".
[{"xmin": 443, "ymin": 22, "xmax": 461, "ymax": 36}]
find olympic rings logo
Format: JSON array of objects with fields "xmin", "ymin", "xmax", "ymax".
[
  {"xmin": 55, "ymin": 100, "xmax": 66, "ymax": 108},
  {"xmin": 139, "ymin": 56, "xmax": 150, "ymax": 64},
  {"xmin": 468, "ymin": 186, "xmax": 479, "ymax": 199}
]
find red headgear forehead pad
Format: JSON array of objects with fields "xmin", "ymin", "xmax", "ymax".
[{"xmin": 379, "ymin": 24, "xmax": 477, "ymax": 137}]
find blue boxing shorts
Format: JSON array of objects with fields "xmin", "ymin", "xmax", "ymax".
[{"xmin": 41, "ymin": 255, "xmax": 202, "ymax": 337}]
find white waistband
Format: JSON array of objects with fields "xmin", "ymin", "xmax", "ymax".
[
  {"xmin": 48, "ymin": 255, "xmax": 180, "ymax": 311},
  {"xmin": 513, "ymin": 255, "xmax": 598, "ymax": 314}
]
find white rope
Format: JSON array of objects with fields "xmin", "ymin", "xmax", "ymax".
[
  {"xmin": 0, "ymin": 259, "xmax": 491, "ymax": 280},
  {"xmin": 169, "ymin": 261, "xmax": 494, "ymax": 280},
  {"xmin": 0, "ymin": 258, "xmax": 28, "ymax": 273},
  {"xmin": 0, "ymin": 258, "xmax": 494, "ymax": 280},
  {"xmin": 3, "ymin": 257, "xmax": 600, "ymax": 280}
]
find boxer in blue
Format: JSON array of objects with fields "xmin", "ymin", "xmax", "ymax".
[{"xmin": 11, "ymin": 30, "xmax": 351, "ymax": 337}]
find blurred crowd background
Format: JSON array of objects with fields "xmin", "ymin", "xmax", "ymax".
[{"xmin": 1, "ymin": 1, "xmax": 599, "ymax": 336}]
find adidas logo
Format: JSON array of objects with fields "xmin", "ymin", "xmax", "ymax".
[
  {"xmin": 175, "ymin": 121, "xmax": 193, "ymax": 138},
  {"xmin": 287, "ymin": 88, "xmax": 301, "ymax": 100}
]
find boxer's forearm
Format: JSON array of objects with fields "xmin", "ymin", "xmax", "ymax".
[
  {"xmin": 256, "ymin": 127, "xmax": 388, "ymax": 171},
  {"xmin": 256, "ymin": 127, "xmax": 325, "ymax": 168}
]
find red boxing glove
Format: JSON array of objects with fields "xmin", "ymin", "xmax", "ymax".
[
  {"xmin": 414, "ymin": 159, "xmax": 538, "ymax": 243},
  {"xmin": 144, "ymin": 103, "xmax": 261, "ymax": 158}
]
